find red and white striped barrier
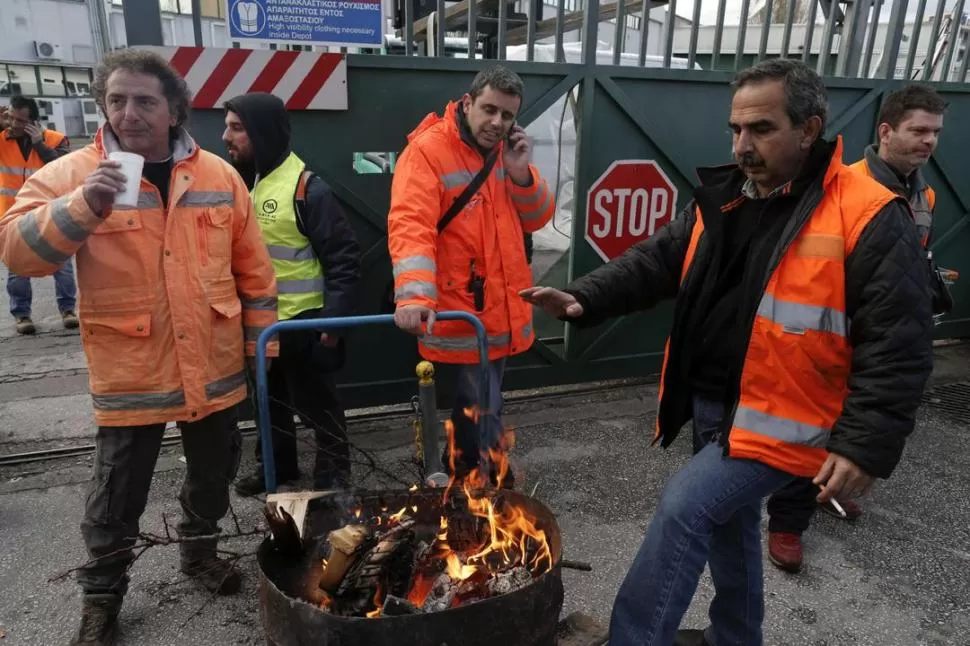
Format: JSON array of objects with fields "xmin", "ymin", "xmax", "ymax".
[{"xmin": 137, "ymin": 46, "xmax": 348, "ymax": 111}]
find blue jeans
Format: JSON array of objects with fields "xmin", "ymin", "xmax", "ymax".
[
  {"xmin": 608, "ymin": 397, "xmax": 796, "ymax": 646},
  {"xmin": 6, "ymin": 261, "xmax": 77, "ymax": 317},
  {"xmin": 449, "ymin": 357, "xmax": 506, "ymax": 472}
]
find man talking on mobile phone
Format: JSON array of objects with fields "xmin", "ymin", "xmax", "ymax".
[
  {"xmin": 386, "ymin": 65, "xmax": 556, "ymax": 487},
  {"xmin": 0, "ymin": 95, "xmax": 77, "ymax": 335}
]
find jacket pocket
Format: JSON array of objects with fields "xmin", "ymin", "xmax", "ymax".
[
  {"xmin": 210, "ymin": 298, "xmax": 242, "ymax": 319},
  {"xmin": 92, "ymin": 212, "xmax": 144, "ymax": 235},
  {"xmin": 81, "ymin": 312, "xmax": 161, "ymax": 391},
  {"xmin": 197, "ymin": 208, "xmax": 233, "ymax": 266}
]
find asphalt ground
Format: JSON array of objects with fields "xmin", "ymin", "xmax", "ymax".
[{"xmin": 1, "ymin": 268, "xmax": 969, "ymax": 645}]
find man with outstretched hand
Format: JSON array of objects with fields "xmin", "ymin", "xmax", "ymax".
[{"xmin": 522, "ymin": 59, "xmax": 933, "ymax": 645}]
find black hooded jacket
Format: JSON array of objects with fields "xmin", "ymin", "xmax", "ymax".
[{"xmin": 224, "ymin": 93, "xmax": 361, "ymax": 329}]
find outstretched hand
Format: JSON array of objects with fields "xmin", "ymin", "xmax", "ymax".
[{"xmin": 519, "ymin": 286, "xmax": 584, "ymax": 319}]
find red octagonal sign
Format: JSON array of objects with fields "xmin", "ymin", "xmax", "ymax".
[{"xmin": 585, "ymin": 160, "xmax": 679, "ymax": 262}]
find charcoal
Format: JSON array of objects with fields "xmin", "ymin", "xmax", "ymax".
[
  {"xmin": 486, "ymin": 567, "xmax": 532, "ymax": 596},
  {"xmin": 382, "ymin": 594, "xmax": 423, "ymax": 616},
  {"xmin": 422, "ymin": 572, "xmax": 458, "ymax": 613}
]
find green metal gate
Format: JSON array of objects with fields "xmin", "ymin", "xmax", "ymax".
[{"xmin": 187, "ymin": 17, "xmax": 970, "ymax": 411}]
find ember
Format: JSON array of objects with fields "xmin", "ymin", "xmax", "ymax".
[{"xmin": 307, "ymin": 414, "xmax": 553, "ymax": 618}]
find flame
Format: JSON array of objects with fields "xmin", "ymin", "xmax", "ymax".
[
  {"xmin": 353, "ymin": 406, "xmax": 553, "ymax": 616},
  {"xmin": 365, "ymin": 582, "xmax": 383, "ymax": 618}
]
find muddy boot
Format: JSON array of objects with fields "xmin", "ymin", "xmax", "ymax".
[
  {"xmin": 180, "ymin": 555, "xmax": 242, "ymax": 595},
  {"xmin": 70, "ymin": 593, "xmax": 122, "ymax": 646},
  {"xmin": 15, "ymin": 316, "xmax": 35, "ymax": 335},
  {"xmin": 62, "ymin": 310, "xmax": 80, "ymax": 329}
]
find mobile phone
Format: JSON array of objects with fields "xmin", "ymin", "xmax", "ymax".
[{"xmin": 506, "ymin": 121, "xmax": 518, "ymax": 147}]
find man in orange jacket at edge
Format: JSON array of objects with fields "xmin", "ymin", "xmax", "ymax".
[
  {"xmin": 387, "ymin": 65, "xmax": 556, "ymax": 486},
  {"xmin": 0, "ymin": 50, "xmax": 279, "ymax": 646}
]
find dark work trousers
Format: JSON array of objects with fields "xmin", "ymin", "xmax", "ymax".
[
  {"xmin": 766, "ymin": 476, "xmax": 819, "ymax": 535},
  {"xmin": 77, "ymin": 406, "xmax": 242, "ymax": 597},
  {"xmin": 442, "ymin": 358, "xmax": 511, "ymax": 487},
  {"xmin": 252, "ymin": 325, "xmax": 350, "ymax": 489}
]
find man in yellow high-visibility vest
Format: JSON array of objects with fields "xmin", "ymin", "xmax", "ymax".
[{"xmin": 222, "ymin": 92, "xmax": 361, "ymax": 495}]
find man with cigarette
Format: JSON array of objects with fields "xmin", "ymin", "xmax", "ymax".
[
  {"xmin": 523, "ymin": 59, "xmax": 933, "ymax": 645},
  {"xmin": 765, "ymin": 82, "xmax": 949, "ymax": 573},
  {"xmin": 222, "ymin": 91, "xmax": 361, "ymax": 496},
  {"xmin": 0, "ymin": 95, "xmax": 78, "ymax": 334},
  {"xmin": 0, "ymin": 50, "xmax": 279, "ymax": 646}
]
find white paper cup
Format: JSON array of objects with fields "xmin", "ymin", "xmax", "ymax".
[{"xmin": 108, "ymin": 151, "xmax": 145, "ymax": 207}]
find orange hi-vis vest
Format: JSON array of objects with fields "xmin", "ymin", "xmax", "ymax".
[
  {"xmin": 0, "ymin": 129, "xmax": 66, "ymax": 214},
  {"xmin": 849, "ymin": 156, "xmax": 935, "ymax": 248},
  {"xmin": 657, "ymin": 138, "xmax": 899, "ymax": 478}
]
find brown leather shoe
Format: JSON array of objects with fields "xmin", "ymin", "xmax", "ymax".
[
  {"xmin": 767, "ymin": 531, "xmax": 803, "ymax": 573},
  {"xmin": 818, "ymin": 496, "xmax": 862, "ymax": 521},
  {"xmin": 70, "ymin": 593, "xmax": 121, "ymax": 646}
]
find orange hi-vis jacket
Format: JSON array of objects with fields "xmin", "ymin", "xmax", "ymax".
[
  {"xmin": 0, "ymin": 126, "xmax": 280, "ymax": 427},
  {"xmin": 657, "ymin": 138, "xmax": 899, "ymax": 478},
  {"xmin": 387, "ymin": 100, "xmax": 556, "ymax": 364},
  {"xmin": 849, "ymin": 149, "xmax": 936, "ymax": 248},
  {"xmin": 0, "ymin": 129, "xmax": 67, "ymax": 214}
]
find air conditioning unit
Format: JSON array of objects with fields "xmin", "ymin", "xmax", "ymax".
[{"xmin": 34, "ymin": 41, "xmax": 63, "ymax": 61}]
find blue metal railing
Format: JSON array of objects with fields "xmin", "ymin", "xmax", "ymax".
[{"xmin": 254, "ymin": 312, "xmax": 489, "ymax": 493}]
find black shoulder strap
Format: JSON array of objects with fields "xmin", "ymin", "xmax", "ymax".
[{"xmin": 437, "ymin": 151, "xmax": 498, "ymax": 234}]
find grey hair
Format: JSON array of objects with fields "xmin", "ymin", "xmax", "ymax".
[
  {"xmin": 469, "ymin": 65, "xmax": 524, "ymax": 101},
  {"xmin": 732, "ymin": 58, "xmax": 828, "ymax": 131}
]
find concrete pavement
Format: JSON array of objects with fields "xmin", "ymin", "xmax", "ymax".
[{"xmin": 0, "ymin": 273, "xmax": 968, "ymax": 644}]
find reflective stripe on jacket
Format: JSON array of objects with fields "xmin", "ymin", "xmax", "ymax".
[
  {"xmin": 848, "ymin": 149, "xmax": 935, "ymax": 248},
  {"xmin": 252, "ymin": 151, "xmax": 324, "ymax": 321},
  {"xmin": 0, "ymin": 129, "xmax": 66, "ymax": 214},
  {"xmin": 0, "ymin": 126, "xmax": 280, "ymax": 427},
  {"xmin": 387, "ymin": 100, "xmax": 556, "ymax": 364},
  {"xmin": 656, "ymin": 138, "xmax": 898, "ymax": 478}
]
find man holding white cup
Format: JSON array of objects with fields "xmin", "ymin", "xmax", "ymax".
[{"xmin": 0, "ymin": 49, "xmax": 280, "ymax": 646}]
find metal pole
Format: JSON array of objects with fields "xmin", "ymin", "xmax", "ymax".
[
  {"xmin": 801, "ymin": 0, "xmax": 819, "ymax": 64},
  {"xmin": 734, "ymin": 0, "xmax": 751, "ymax": 71},
  {"xmin": 711, "ymin": 0, "xmax": 727, "ymax": 70},
  {"xmin": 256, "ymin": 312, "xmax": 490, "ymax": 494},
  {"xmin": 779, "ymin": 0, "xmax": 798, "ymax": 58},
  {"xmin": 757, "ymin": 0, "xmax": 773, "ymax": 63},
  {"xmin": 416, "ymin": 361, "xmax": 449, "ymax": 487},
  {"xmin": 662, "ymin": 0, "xmax": 677, "ymax": 68},
  {"xmin": 191, "ymin": 0, "xmax": 204, "ymax": 47},
  {"xmin": 903, "ymin": 0, "xmax": 930, "ymax": 79},
  {"xmin": 123, "ymin": 0, "xmax": 165, "ymax": 46},
  {"xmin": 877, "ymin": 0, "xmax": 909, "ymax": 79},
  {"xmin": 687, "ymin": 0, "xmax": 703, "ymax": 69}
]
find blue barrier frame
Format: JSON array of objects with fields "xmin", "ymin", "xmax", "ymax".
[{"xmin": 254, "ymin": 312, "xmax": 490, "ymax": 493}]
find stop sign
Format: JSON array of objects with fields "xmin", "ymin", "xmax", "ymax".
[{"xmin": 585, "ymin": 160, "xmax": 679, "ymax": 262}]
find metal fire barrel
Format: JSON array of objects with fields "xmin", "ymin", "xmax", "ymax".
[{"xmin": 257, "ymin": 488, "xmax": 565, "ymax": 646}]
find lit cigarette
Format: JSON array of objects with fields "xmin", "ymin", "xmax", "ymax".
[{"xmin": 829, "ymin": 497, "xmax": 847, "ymax": 518}]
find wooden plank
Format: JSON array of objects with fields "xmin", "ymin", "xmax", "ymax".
[{"xmin": 506, "ymin": 0, "xmax": 668, "ymax": 47}]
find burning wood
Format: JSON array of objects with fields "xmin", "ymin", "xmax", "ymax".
[{"xmin": 304, "ymin": 416, "xmax": 554, "ymax": 618}]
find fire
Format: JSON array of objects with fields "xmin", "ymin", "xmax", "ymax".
[{"xmin": 328, "ymin": 405, "xmax": 552, "ymax": 617}]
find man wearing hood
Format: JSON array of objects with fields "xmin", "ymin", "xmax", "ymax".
[
  {"xmin": 386, "ymin": 65, "xmax": 556, "ymax": 485},
  {"xmin": 223, "ymin": 92, "xmax": 361, "ymax": 496},
  {"xmin": 0, "ymin": 50, "xmax": 280, "ymax": 646}
]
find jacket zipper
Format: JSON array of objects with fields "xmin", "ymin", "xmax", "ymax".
[{"xmin": 718, "ymin": 182, "xmax": 825, "ymax": 456}]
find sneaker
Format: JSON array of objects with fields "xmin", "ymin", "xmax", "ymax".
[
  {"xmin": 62, "ymin": 311, "xmax": 79, "ymax": 329},
  {"xmin": 180, "ymin": 555, "xmax": 242, "ymax": 595},
  {"xmin": 767, "ymin": 531, "xmax": 804, "ymax": 573},
  {"xmin": 818, "ymin": 496, "xmax": 863, "ymax": 521},
  {"xmin": 15, "ymin": 316, "xmax": 35, "ymax": 335},
  {"xmin": 70, "ymin": 593, "xmax": 121, "ymax": 646}
]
